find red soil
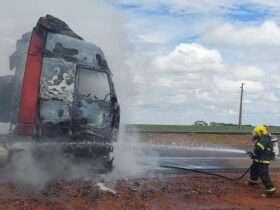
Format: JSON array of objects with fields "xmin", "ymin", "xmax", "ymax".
[{"xmin": 0, "ymin": 173, "xmax": 279, "ymax": 210}]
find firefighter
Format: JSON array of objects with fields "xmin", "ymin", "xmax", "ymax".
[{"xmin": 247, "ymin": 125, "xmax": 277, "ymax": 197}]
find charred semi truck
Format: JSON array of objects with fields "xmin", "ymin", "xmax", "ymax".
[{"xmin": 0, "ymin": 15, "xmax": 120, "ymax": 168}]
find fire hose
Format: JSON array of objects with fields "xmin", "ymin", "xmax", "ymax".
[
  {"xmin": 160, "ymin": 164, "xmax": 251, "ymax": 181},
  {"xmin": 160, "ymin": 133, "xmax": 279, "ymax": 181},
  {"xmin": 160, "ymin": 152, "xmax": 252, "ymax": 181}
]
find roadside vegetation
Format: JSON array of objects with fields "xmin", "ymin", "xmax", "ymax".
[{"xmin": 126, "ymin": 123, "xmax": 280, "ymax": 134}]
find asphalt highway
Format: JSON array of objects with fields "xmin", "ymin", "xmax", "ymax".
[{"xmin": 143, "ymin": 144, "xmax": 280, "ymax": 170}]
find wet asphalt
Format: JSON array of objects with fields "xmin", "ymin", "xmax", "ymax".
[{"xmin": 145, "ymin": 144, "xmax": 280, "ymax": 170}]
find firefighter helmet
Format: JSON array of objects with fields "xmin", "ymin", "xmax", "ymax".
[{"xmin": 253, "ymin": 124, "xmax": 268, "ymax": 136}]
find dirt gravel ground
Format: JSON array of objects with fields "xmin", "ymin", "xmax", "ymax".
[
  {"xmin": 0, "ymin": 133, "xmax": 279, "ymax": 210},
  {"xmin": 0, "ymin": 173, "xmax": 279, "ymax": 210}
]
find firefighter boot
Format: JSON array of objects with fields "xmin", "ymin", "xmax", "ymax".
[{"xmin": 262, "ymin": 187, "xmax": 277, "ymax": 198}]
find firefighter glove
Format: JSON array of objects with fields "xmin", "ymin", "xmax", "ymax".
[{"xmin": 247, "ymin": 151, "xmax": 256, "ymax": 159}]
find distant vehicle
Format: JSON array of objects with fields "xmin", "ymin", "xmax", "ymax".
[
  {"xmin": 210, "ymin": 122, "xmax": 237, "ymax": 127},
  {"xmin": 0, "ymin": 15, "xmax": 120, "ymax": 169},
  {"xmin": 193, "ymin": 121, "xmax": 208, "ymax": 126}
]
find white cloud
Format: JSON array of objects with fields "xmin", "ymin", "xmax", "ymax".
[
  {"xmin": 116, "ymin": 1, "xmax": 280, "ymax": 125},
  {"xmin": 137, "ymin": 31, "xmax": 173, "ymax": 44},
  {"xmin": 129, "ymin": 40, "xmax": 280, "ymax": 124},
  {"xmin": 233, "ymin": 66, "xmax": 264, "ymax": 80},
  {"xmin": 125, "ymin": 13, "xmax": 208, "ymax": 46},
  {"xmin": 266, "ymin": 93, "xmax": 279, "ymax": 102},
  {"xmin": 203, "ymin": 21, "xmax": 280, "ymax": 47},
  {"xmin": 153, "ymin": 43, "xmax": 223, "ymax": 73},
  {"xmin": 250, "ymin": 0, "xmax": 280, "ymax": 8},
  {"xmin": 215, "ymin": 79, "xmax": 264, "ymax": 93},
  {"xmin": 270, "ymin": 76, "xmax": 280, "ymax": 89}
]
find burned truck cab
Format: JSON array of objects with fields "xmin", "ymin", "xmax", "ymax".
[
  {"xmin": 8, "ymin": 15, "xmax": 120, "ymax": 164},
  {"xmin": 40, "ymin": 32, "xmax": 119, "ymax": 141}
]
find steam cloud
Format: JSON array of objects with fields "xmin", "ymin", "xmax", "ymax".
[{"xmin": 0, "ymin": 0, "xmax": 159, "ymax": 188}]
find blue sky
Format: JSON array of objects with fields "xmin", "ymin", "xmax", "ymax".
[
  {"xmin": 119, "ymin": 1, "xmax": 273, "ymax": 21},
  {"xmin": 225, "ymin": 3, "xmax": 273, "ymax": 22}
]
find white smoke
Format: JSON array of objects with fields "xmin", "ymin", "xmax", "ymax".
[
  {"xmin": 0, "ymin": 142, "xmax": 97, "ymax": 189},
  {"xmin": 0, "ymin": 0, "xmax": 159, "ymax": 186},
  {"xmin": 108, "ymin": 127, "xmax": 159, "ymax": 180},
  {"xmin": 0, "ymin": 123, "xmax": 9, "ymax": 134}
]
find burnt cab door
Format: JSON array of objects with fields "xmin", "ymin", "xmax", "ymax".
[
  {"xmin": 73, "ymin": 67, "xmax": 112, "ymax": 130},
  {"xmin": 39, "ymin": 58, "xmax": 76, "ymax": 136}
]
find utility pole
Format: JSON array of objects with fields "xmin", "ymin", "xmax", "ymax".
[{"xmin": 238, "ymin": 83, "xmax": 244, "ymax": 128}]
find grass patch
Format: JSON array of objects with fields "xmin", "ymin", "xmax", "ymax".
[{"xmin": 126, "ymin": 124, "xmax": 280, "ymax": 134}]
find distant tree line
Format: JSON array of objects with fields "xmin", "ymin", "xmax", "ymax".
[{"xmin": 193, "ymin": 121, "xmax": 253, "ymax": 127}]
